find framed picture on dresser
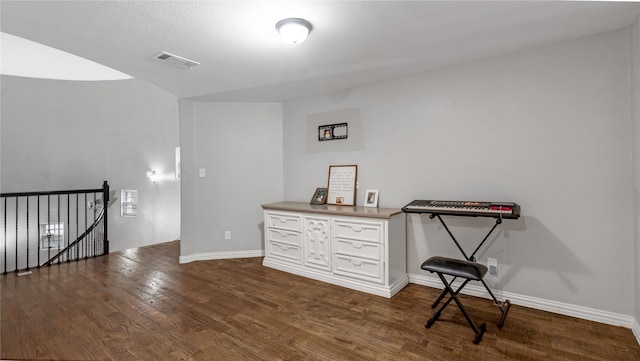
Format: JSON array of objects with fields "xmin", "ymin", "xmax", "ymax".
[
  {"xmin": 364, "ymin": 189, "xmax": 379, "ymax": 207},
  {"xmin": 310, "ymin": 187, "xmax": 328, "ymax": 205},
  {"xmin": 326, "ymin": 165, "xmax": 357, "ymax": 206}
]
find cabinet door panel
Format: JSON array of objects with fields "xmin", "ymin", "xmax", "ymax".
[{"xmin": 303, "ymin": 216, "xmax": 331, "ymax": 271}]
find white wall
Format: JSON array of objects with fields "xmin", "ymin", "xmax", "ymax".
[
  {"xmin": 0, "ymin": 76, "xmax": 181, "ymax": 253},
  {"xmin": 282, "ymin": 29, "xmax": 634, "ymax": 316},
  {"xmin": 631, "ymin": 13, "xmax": 640, "ymax": 336},
  {"xmin": 179, "ymin": 101, "xmax": 283, "ymax": 260}
]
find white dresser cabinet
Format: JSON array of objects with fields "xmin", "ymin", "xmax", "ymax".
[{"xmin": 262, "ymin": 202, "xmax": 407, "ymax": 298}]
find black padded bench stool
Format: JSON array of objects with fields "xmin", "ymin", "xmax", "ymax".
[{"xmin": 421, "ymin": 256, "xmax": 488, "ymax": 344}]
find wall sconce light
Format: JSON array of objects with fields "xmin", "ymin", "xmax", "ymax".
[
  {"xmin": 275, "ymin": 18, "xmax": 312, "ymax": 44},
  {"xmin": 147, "ymin": 170, "xmax": 158, "ymax": 183}
]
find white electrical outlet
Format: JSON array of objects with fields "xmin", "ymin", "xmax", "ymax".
[
  {"xmin": 487, "ymin": 258, "xmax": 498, "ymax": 275},
  {"xmin": 224, "ymin": 230, "xmax": 231, "ymax": 240}
]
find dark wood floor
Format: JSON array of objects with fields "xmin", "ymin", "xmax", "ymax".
[{"xmin": 2, "ymin": 241, "xmax": 639, "ymax": 361}]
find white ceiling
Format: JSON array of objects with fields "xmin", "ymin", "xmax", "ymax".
[
  {"xmin": 0, "ymin": 32, "xmax": 133, "ymax": 81},
  {"xmin": 1, "ymin": 1, "xmax": 639, "ymax": 102}
]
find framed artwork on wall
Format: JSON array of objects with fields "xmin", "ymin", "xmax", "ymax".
[
  {"xmin": 318, "ymin": 123, "xmax": 348, "ymax": 141},
  {"xmin": 326, "ymin": 165, "xmax": 357, "ymax": 206}
]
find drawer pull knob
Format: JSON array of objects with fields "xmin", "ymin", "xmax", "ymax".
[
  {"xmin": 351, "ymin": 225, "xmax": 363, "ymax": 232},
  {"xmin": 350, "ymin": 241, "xmax": 363, "ymax": 249},
  {"xmin": 279, "ymin": 231, "xmax": 288, "ymax": 237},
  {"xmin": 351, "ymin": 259, "xmax": 362, "ymax": 266}
]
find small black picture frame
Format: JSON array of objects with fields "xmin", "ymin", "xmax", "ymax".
[
  {"xmin": 319, "ymin": 123, "xmax": 348, "ymax": 141},
  {"xmin": 310, "ymin": 187, "xmax": 328, "ymax": 205}
]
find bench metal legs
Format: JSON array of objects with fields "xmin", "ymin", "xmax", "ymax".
[
  {"xmin": 425, "ymin": 273, "xmax": 486, "ymax": 344},
  {"xmin": 430, "ymin": 278, "xmax": 512, "ymax": 329}
]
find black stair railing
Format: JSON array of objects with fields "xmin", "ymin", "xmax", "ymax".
[{"xmin": 0, "ymin": 181, "xmax": 109, "ymax": 274}]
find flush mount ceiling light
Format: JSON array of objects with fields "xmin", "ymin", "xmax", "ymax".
[{"xmin": 275, "ymin": 18, "xmax": 312, "ymax": 44}]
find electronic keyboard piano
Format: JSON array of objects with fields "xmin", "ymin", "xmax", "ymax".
[
  {"xmin": 402, "ymin": 200, "xmax": 520, "ymax": 219},
  {"xmin": 404, "ymin": 198, "xmax": 519, "ymax": 327}
]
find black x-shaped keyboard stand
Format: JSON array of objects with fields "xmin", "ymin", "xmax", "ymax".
[{"xmin": 428, "ymin": 213, "xmax": 511, "ymax": 328}]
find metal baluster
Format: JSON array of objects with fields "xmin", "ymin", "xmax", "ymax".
[
  {"xmin": 76, "ymin": 193, "xmax": 79, "ymax": 261},
  {"xmin": 4, "ymin": 197, "xmax": 7, "ymax": 274},
  {"xmin": 15, "ymin": 197, "xmax": 18, "ymax": 272},
  {"xmin": 83, "ymin": 193, "xmax": 87, "ymax": 259},
  {"xmin": 47, "ymin": 195, "xmax": 51, "ymax": 263},
  {"xmin": 84, "ymin": 193, "xmax": 87, "ymax": 259},
  {"xmin": 93, "ymin": 193, "xmax": 97, "ymax": 257},
  {"xmin": 57, "ymin": 194, "xmax": 60, "ymax": 264},
  {"xmin": 37, "ymin": 196, "xmax": 40, "ymax": 267},
  {"xmin": 26, "ymin": 196, "xmax": 30, "ymax": 270},
  {"xmin": 66, "ymin": 194, "xmax": 70, "ymax": 262},
  {"xmin": 103, "ymin": 181, "xmax": 109, "ymax": 255}
]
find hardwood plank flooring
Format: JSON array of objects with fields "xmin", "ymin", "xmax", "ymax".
[{"xmin": 2, "ymin": 241, "xmax": 639, "ymax": 360}]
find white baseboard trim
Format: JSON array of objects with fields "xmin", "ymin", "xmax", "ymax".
[
  {"xmin": 633, "ymin": 318, "xmax": 640, "ymax": 346},
  {"xmin": 408, "ymin": 273, "xmax": 637, "ymax": 330},
  {"xmin": 179, "ymin": 249, "xmax": 264, "ymax": 264}
]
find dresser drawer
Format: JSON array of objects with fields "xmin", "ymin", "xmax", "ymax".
[
  {"xmin": 334, "ymin": 238, "xmax": 381, "ymax": 261},
  {"xmin": 268, "ymin": 241, "xmax": 301, "ymax": 263},
  {"xmin": 332, "ymin": 219, "xmax": 383, "ymax": 243},
  {"xmin": 268, "ymin": 229, "xmax": 300, "ymax": 246},
  {"xmin": 266, "ymin": 212, "xmax": 301, "ymax": 232},
  {"xmin": 333, "ymin": 254, "xmax": 383, "ymax": 284}
]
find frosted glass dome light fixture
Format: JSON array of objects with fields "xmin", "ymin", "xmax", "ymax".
[{"xmin": 276, "ymin": 18, "xmax": 312, "ymax": 44}]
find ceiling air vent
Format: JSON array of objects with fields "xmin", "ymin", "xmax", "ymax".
[{"xmin": 154, "ymin": 51, "xmax": 200, "ymax": 69}]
